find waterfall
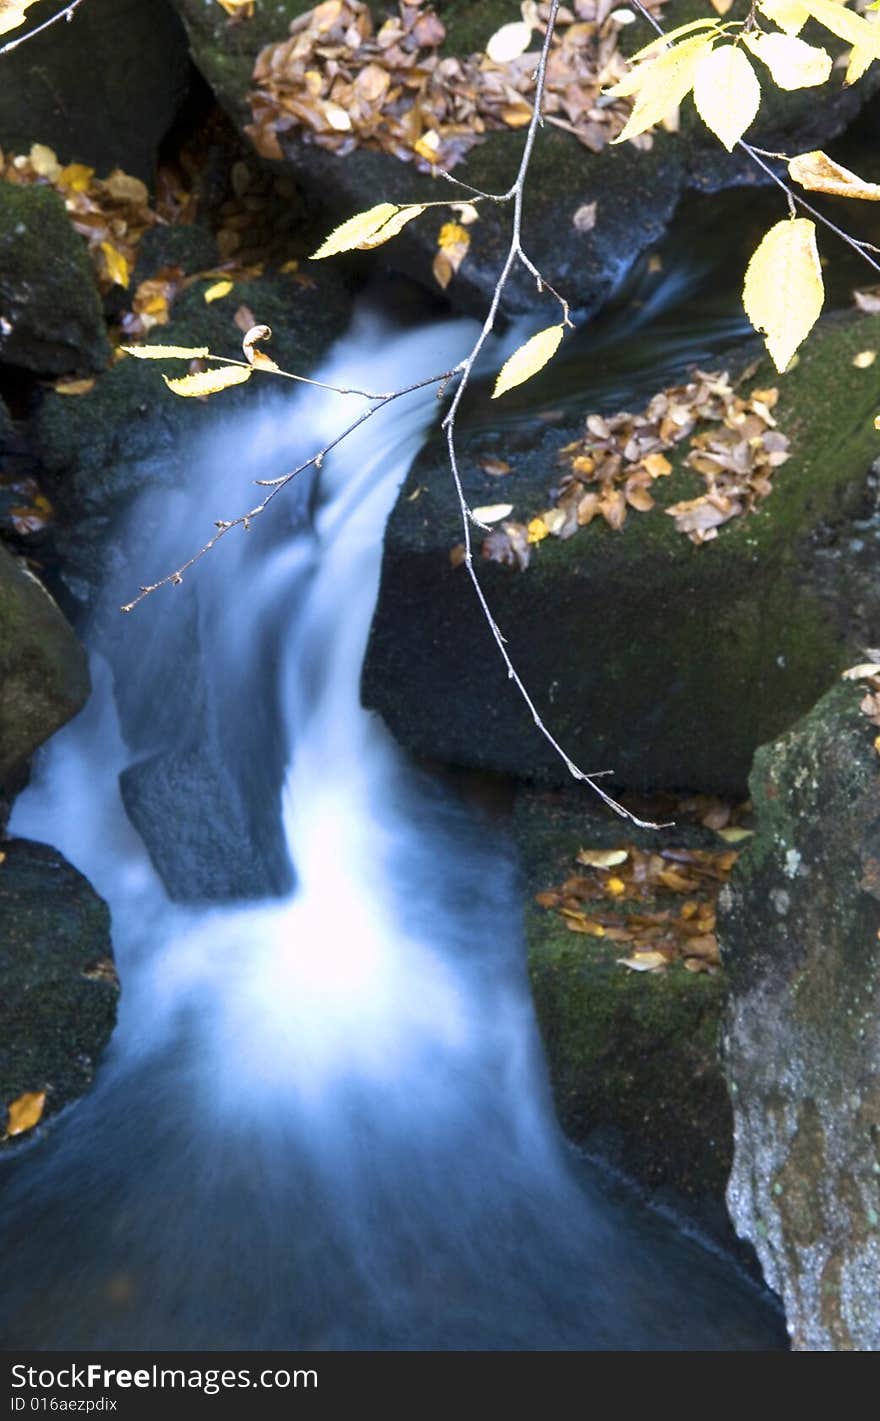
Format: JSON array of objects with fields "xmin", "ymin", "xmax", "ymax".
[{"xmin": 1, "ymin": 306, "xmax": 780, "ymax": 1350}]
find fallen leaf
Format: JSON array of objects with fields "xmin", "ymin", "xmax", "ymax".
[
  {"xmin": 853, "ymin": 350, "xmax": 877, "ymax": 368},
  {"xmin": 5, "ymin": 1090, "xmax": 45, "ymax": 1137},
  {"xmin": 716, "ymin": 826, "xmax": 755, "ymax": 843},
  {"xmin": 617, "ymin": 951, "xmax": 668, "ymax": 972},
  {"xmin": 576, "ymin": 848, "xmax": 629, "ymax": 868},
  {"xmin": 203, "ymin": 279, "xmax": 234, "ymax": 303},
  {"xmin": 572, "ymin": 201, "xmax": 597, "ymax": 233},
  {"xmin": 486, "ymin": 20, "xmax": 532, "ymax": 64},
  {"xmin": 472, "ymin": 503, "xmax": 514, "ymax": 524},
  {"xmin": 479, "ymin": 456, "xmax": 511, "ymax": 477},
  {"xmin": 53, "ymin": 377, "xmax": 96, "ymax": 396}
]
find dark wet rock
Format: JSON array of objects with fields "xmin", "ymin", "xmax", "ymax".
[
  {"xmin": 0, "ymin": 0, "xmax": 191, "ymax": 181},
  {"xmin": 119, "ymin": 744, "xmax": 293, "ymax": 903},
  {"xmin": 169, "ymin": 0, "xmax": 878, "ymax": 317},
  {"xmin": 516, "ymin": 787, "xmax": 735, "ymax": 1243},
  {"xmin": 719, "ymin": 681, "xmax": 880, "ymax": 1351},
  {"xmin": 0, "ymin": 180, "xmax": 109, "ymax": 376},
  {"xmin": 0, "ymin": 838, "xmax": 118, "ymax": 1150},
  {"xmin": 0, "ymin": 543, "xmax": 89, "ymax": 788},
  {"xmin": 363, "ymin": 312, "xmax": 880, "ymax": 795}
]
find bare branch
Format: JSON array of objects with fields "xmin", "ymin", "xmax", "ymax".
[
  {"xmin": 120, "ymin": 366, "xmax": 459, "ymax": 613},
  {"xmin": 0, "ymin": 0, "xmax": 87, "ymax": 57}
]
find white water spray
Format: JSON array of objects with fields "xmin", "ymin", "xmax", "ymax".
[{"xmin": 1, "ymin": 309, "xmax": 780, "ymax": 1349}]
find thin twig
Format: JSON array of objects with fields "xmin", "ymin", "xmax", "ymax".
[
  {"xmin": 0, "ymin": 0, "xmax": 86, "ymax": 56},
  {"xmin": 120, "ymin": 367, "xmax": 458, "ymax": 613},
  {"xmin": 439, "ymin": 0, "xmax": 666, "ymax": 830}
]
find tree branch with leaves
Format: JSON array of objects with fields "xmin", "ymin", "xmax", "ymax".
[{"xmin": 117, "ymin": 0, "xmax": 880, "ymax": 828}]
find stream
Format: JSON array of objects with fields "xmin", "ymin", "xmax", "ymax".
[{"xmin": 0, "ymin": 226, "xmax": 795, "ymax": 1348}]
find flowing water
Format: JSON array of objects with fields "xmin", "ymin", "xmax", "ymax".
[{"xmin": 0, "ymin": 289, "xmax": 787, "ymax": 1349}]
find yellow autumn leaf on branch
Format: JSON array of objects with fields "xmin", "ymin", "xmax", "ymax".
[
  {"xmin": 610, "ymin": 35, "xmax": 716, "ymax": 145},
  {"xmin": 492, "ymin": 324, "xmax": 565, "ymax": 399},
  {"xmin": 311, "ymin": 203, "xmax": 425, "ymax": 259},
  {"xmin": 743, "ymin": 31, "xmax": 832, "ymax": 88},
  {"xmin": 800, "ymin": 0, "xmax": 880, "ymax": 53},
  {"xmin": 0, "ymin": 0, "xmax": 40, "ymax": 37},
  {"xmin": 162, "ymin": 366, "xmax": 253, "ymax": 398},
  {"xmin": 692, "ymin": 44, "xmax": 761, "ymax": 151},
  {"xmin": 355, "ymin": 204, "xmax": 425, "ymax": 249},
  {"xmin": 121, "ymin": 345, "xmax": 212, "ymax": 360},
  {"xmin": 758, "ymin": 0, "xmax": 810, "ymax": 35},
  {"xmin": 433, "ymin": 220, "xmax": 470, "ymax": 290},
  {"xmin": 743, "ymin": 218, "xmax": 824, "ymax": 372},
  {"xmin": 788, "ymin": 150, "xmax": 880, "ymax": 199}
]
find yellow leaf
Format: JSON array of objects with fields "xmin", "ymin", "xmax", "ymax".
[
  {"xmin": 356, "ymin": 204, "xmax": 425, "ymax": 249},
  {"xmin": 203, "ymin": 279, "xmax": 234, "ymax": 303},
  {"xmin": 611, "ymin": 35, "xmax": 717, "ymax": 145},
  {"xmin": 845, "ymin": 41, "xmax": 876, "ymax": 85},
  {"xmin": 29, "ymin": 143, "xmax": 61, "ymax": 179},
  {"xmin": 486, "ymin": 20, "xmax": 532, "ymax": 63},
  {"xmin": 617, "ymin": 951, "xmax": 668, "ymax": 971},
  {"xmin": 527, "ymin": 516, "xmax": 549, "ymax": 543},
  {"xmin": 742, "ymin": 218, "xmax": 824, "ymax": 372},
  {"xmin": 121, "ymin": 344, "xmax": 211, "ymax": 360},
  {"xmin": 576, "ymin": 848, "xmax": 629, "ymax": 868},
  {"xmin": 100, "ymin": 243, "xmax": 131, "ymax": 289},
  {"xmin": 801, "ymin": 0, "xmax": 880, "ymax": 52},
  {"xmin": 788, "ymin": 150, "xmax": 880, "ymax": 200},
  {"xmin": 472, "ymin": 503, "xmax": 514, "ymax": 524},
  {"xmin": 743, "ymin": 31, "xmax": 832, "ymax": 89},
  {"xmin": 492, "ymin": 324, "xmax": 565, "ymax": 399},
  {"xmin": 716, "ymin": 826, "xmax": 755, "ymax": 843},
  {"xmin": 215, "ymin": 0, "xmax": 254, "ymax": 14},
  {"xmin": 692, "ymin": 44, "xmax": 761, "ymax": 151},
  {"xmin": 710, "ymin": 0, "xmax": 735, "ymax": 11},
  {"xmin": 854, "ymin": 349, "xmax": 877, "ymax": 368},
  {"xmin": 757, "ymin": 0, "xmax": 810, "ymax": 33},
  {"xmin": 842, "ymin": 662, "xmax": 880, "ymax": 678},
  {"xmin": 241, "ymin": 323, "xmax": 279, "ymax": 370},
  {"xmin": 311, "ymin": 203, "xmax": 409, "ymax": 259},
  {"xmin": 5, "ymin": 1091, "xmax": 45, "ymax": 1137},
  {"xmin": 53, "ymin": 377, "xmax": 96, "ymax": 396},
  {"xmin": 629, "ymin": 19, "xmax": 720, "ymax": 63},
  {"xmin": 162, "ymin": 366, "xmax": 253, "ymax": 398},
  {"xmin": 606, "ymin": 876, "xmax": 626, "ymax": 896},
  {"xmin": 0, "ymin": 0, "xmax": 39, "ymax": 38},
  {"xmin": 324, "ymin": 101, "xmax": 352, "ymax": 132},
  {"xmin": 57, "ymin": 163, "xmax": 94, "ymax": 193}
]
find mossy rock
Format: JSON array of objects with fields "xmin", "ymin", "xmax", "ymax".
[
  {"xmin": 719, "ymin": 681, "xmax": 880, "ymax": 1349},
  {"xmin": 516, "ymin": 788, "xmax": 735, "ymax": 1239},
  {"xmin": 363, "ymin": 311, "xmax": 880, "ymax": 795},
  {"xmin": 0, "ymin": 838, "xmax": 119, "ymax": 1151},
  {"xmin": 169, "ymin": 0, "xmax": 878, "ymax": 316},
  {"xmin": 0, "ymin": 181, "xmax": 109, "ymax": 376},
  {"xmin": 0, "ymin": 0, "xmax": 191, "ymax": 181},
  {"xmin": 0, "ymin": 543, "xmax": 89, "ymax": 788}
]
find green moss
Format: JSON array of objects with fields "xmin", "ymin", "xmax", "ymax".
[{"xmin": 515, "ymin": 789, "xmax": 733, "ymax": 1207}]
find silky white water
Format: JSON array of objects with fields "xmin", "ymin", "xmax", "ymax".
[{"xmin": 0, "ymin": 307, "xmax": 781, "ymax": 1349}]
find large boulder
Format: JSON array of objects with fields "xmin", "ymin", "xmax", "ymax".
[
  {"xmin": 517, "ymin": 787, "xmax": 736, "ymax": 1242},
  {"xmin": 719, "ymin": 681, "xmax": 880, "ymax": 1350},
  {"xmin": 0, "ymin": 180, "xmax": 109, "ymax": 375},
  {"xmin": 0, "ymin": 0, "xmax": 191, "ymax": 181},
  {"xmin": 0, "ymin": 838, "xmax": 119, "ymax": 1150},
  {"xmin": 0, "ymin": 542, "xmax": 90, "ymax": 788},
  {"xmin": 168, "ymin": 0, "xmax": 878, "ymax": 316},
  {"xmin": 363, "ymin": 312, "xmax": 880, "ymax": 795}
]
